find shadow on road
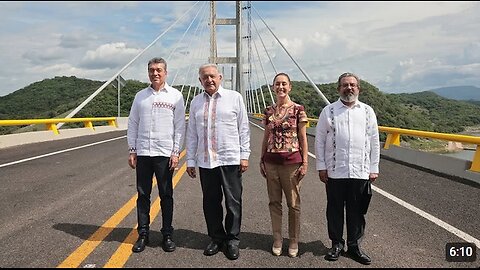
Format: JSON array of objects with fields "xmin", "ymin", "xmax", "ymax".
[{"xmin": 53, "ymin": 223, "xmax": 328, "ymax": 256}]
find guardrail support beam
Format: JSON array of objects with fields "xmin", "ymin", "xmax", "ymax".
[
  {"xmin": 46, "ymin": 123, "xmax": 59, "ymax": 135},
  {"xmin": 470, "ymin": 146, "xmax": 480, "ymax": 172},
  {"xmin": 83, "ymin": 121, "xmax": 94, "ymax": 130},
  {"xmin": 108, "ymin": 119, "xmax": 117, "ymax": 127},
  {"xmin": 384, "ymin": 133, "xmax": 400, "ymax": 149}
]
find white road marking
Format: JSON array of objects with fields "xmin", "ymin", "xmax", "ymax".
[
  {"xmin": 251, "ymin": 120, "xmax": 480, "ymax": 248},
  {"xmin": 0, "ymin": 136, "xmax": 126, "ymax": 168}
]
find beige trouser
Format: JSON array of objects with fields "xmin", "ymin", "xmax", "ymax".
[{"xmin": 264, "ymin": 162, "xmax": 302, "ymax": 244}]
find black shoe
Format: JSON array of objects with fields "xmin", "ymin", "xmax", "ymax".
[
  {"xmin": 132, "ymin": 235, "xmax": 149, "ymax": 253},
  {"xmin": 204, "ymin": 241, "xmax": 222, "ymax": 256},
  {"xmin": 347, "ymin": 247, "xmax": 371, "ymax": 265},
  {"xmin": 162, "ymin": 235, "xmax": 176, "ymax": 252},
  {"xmin": 225, "ymin": 243, "xmax": 239, "ymax": 260},
  {"xmin": 324, "ymin": 244, "xmax": 344, "ymax": 261}
]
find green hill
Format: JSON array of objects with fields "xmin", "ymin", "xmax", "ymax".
[
  {"xmin": 282, "ymin": 80, "xmax": 434, "ymax": 132},
  {"xmin": 387, "ymin": 91, "xmax": 480, "ymax": 133},
  {"xmin": 1, "ymin": 76, "xmax": 479, "ymax": 137},
  {"xmin": 428, "ymin": 85, "xmax": 480, "ymax": 101}
]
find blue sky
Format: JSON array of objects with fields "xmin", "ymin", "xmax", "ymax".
[{"xmin": 1, "ymin": 1, "xmax": 479, "ymax": 97}]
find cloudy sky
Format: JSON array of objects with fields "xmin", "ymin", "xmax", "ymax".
[{"xmin": 1, "ymin": 1, "xmax": 479, "ymax": 97}]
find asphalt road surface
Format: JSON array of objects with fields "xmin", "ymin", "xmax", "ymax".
[{"xmin": 0, "ymin": 125, "xmax": 478, "ymax": 268}]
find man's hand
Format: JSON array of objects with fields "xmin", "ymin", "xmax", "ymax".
[
  {"xmin": 186, "ymin": 167, "xmax": 196, "ymax": 178},
  {"xmin": 318, "ymin": 170, "xmax": 328, "ymax": 183},
  {"xmin": 240, "ymin": 159, "xmax": 249, "ymax": 173},
  {"xmin": 128, "ymin": 153, "xmax": 137, "ymax": 169},
  {"xmin": 169, "ymin": 155, "xmax": 179, "ymax": 171},
  {"xmin": 369, "ymin": 173, "xmax": 378, "ymax": 182}
]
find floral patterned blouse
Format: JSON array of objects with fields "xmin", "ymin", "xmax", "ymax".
[{"xmin": 262, "ymin": 102, "xmax": 308, "ymax": 164}]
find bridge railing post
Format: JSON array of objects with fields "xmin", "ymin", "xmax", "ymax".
[
  {"xmin": 470, "ymin": 145, "xmax": 480, "ymax": 172},
  {"xmin": 108, "ymin": 119, "xmax": 117, "ymax": 127},
  {"xmin": 83, "ymin": 121, "xmax": 94, "ymax": 130},
  {"xmin": 384, "ymin": 133, "xmax": 401, "ymax": 149},
  {"xmin": 46, "ymin": 123, "xmax": 59, "ymax": 135}
]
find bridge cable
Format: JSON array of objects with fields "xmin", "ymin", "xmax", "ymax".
[
  {"xmin": 172, "ymin": 2, "xmax": 207, "ymax": 85},
  {"xmin": 175, "ymin": 6, "xmax": 208, "ymax": 105},
  {"xmin": 252, "ymin": 5, "xmax": 331, "ymax": 106},
  {"xmin": 181, "ymin": 13, "xmax": 210, "ymax": 111},
  {"xmin": 57, "ymin": 1, "xmax": 201, "ymax": 129},
  {"xmin": 252, "ymin": 19, "xmax": 277, "ymax": 75},
  {"xmin": 253, "ymin": 48, "xmax": 266, "ymax": 110},
  {"xmin": 248, "ymin": 43, "xmax": 264, "ymax": 113},
  {"xmin": 168, "ymin": 1, "xmax": 208, "ymax": 85},
  {"xmin": 252, "ymin": 37, "xmax": 274, "ymax": 106}
]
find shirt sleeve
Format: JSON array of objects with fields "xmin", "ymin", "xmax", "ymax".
[
  {"xmin": 237, "ymin": 95, "xmax": 251, "ymax": 160},
  {"xmin": 262, "ymin": 107, "xmax": 268, "ymax": 126},
  {"xmin": 127, "ymin": 94, "xmax": 140, "ymax": 154},
  {"xmin": 297, "ymin": 105, "xmax": 308, "ymax": 123},
  {"xmin": 186, "ymin": 97, "xmax": 198, "ymax": 167},
  {"xmin": 368, "ymin": 106, "xmax": 380, "ymax": 173},
  {"xmin": 172, "ymin": 93, "xmax": 186, "ymax": 157},
  {"xmin": 315, "ymin": 106, "xmax": 329, "ymax": 171}
]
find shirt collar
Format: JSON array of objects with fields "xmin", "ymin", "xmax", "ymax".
[
  {"xmin": 335, "ymin": 98, "xmax": 361, "ymax": 109},
  {"xmin": 149, "ymin": 82, "xmax": 171, "ymax": 94},
  {"xmin": 203, "ymin": 85, "xmax": 224, "ymax": 99}
]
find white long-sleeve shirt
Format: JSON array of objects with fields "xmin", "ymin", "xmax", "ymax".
[
  {"xmin": 186, "ymin": 86, "xmax": 251, "ymax": 169},
  {"xmin": 127, "ymin": 83, "xmax": 185, "ymax": 157},
  {"xmin": 315, "ymin": 99, "xmax": 380, "ymax": 179}
]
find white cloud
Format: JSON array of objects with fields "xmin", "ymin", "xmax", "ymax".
[
  {"xmin": 0, "ymin": 1, "xmax": 479, "ymax": 97},
  {"xmin": 252, "ymin": 1, "xmax": 480, "ymax": 93},
  {"xmin": 58, "ymin": 31, "xmax": 97, "ymax": 49},
  {"xmin": 80, "ymin": 43, "xmax": 142, "ymax": 69}
]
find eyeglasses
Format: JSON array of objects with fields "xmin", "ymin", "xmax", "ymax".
[{"xmin": 341, "ymin": 83, "xmax": 358, "ymax": 88}]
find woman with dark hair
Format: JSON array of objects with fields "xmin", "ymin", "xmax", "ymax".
[{"xmin": 260, "ymin": 73, "xmax": 309, "ymax": 258}]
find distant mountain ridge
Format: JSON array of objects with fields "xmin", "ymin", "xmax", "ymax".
[
  {"xmin": 1, "ymin": 76, "xmax": 479, "ymax": 137},
  {"xmin": 427, "ymin": 86, "xmax": 480, "ymax": 101}
]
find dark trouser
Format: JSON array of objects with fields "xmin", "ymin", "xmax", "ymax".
[
  {"xmin": 326, "ymin": 178, "xmax": 370, "ymax": 249},
  {"xmin": 199, "ymin": 165, "xmax": 243, "ymax": 246},
  {"xmin": 136, "ymin": 156, "xmax": 174, "ymax": 237}
]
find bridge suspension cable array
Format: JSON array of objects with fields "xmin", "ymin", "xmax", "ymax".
[
  {"xmin": 55, "ymin": 1, "xmax": 334, "ymax": 122},
  {"xmin": 57, "ymin": 1, "xmax": 203, "ymax": 128}
]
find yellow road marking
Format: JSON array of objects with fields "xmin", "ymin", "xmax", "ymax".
[
  {"xmin": 104, "ymin": 162, "xmax": 187, "ymax": 268},
  {"xmin": 57, "ymin": 151, "xmax": 186, "ymax": 268}
]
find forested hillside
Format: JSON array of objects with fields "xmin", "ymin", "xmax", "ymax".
[
  {"xmin": 279, "ymin": 81, "xmax": 435, "ymax": 132},
  {"xmin": 387, "ymin": 91, "xmax": 480, "ymax": 133},
  {"xmin": 1, "ymin": 76, "xmax": 479, "ymax": 136},
  {"xmin": 281, "ymin": 81, "xmax": 480, "ymax": 134}
]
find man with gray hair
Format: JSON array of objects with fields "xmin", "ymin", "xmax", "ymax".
[
  {"xmin": 186, "ymin": 63, "xmax": 250, "ymax": 260},
  {"xmin": 315, "ymin": 72, "xmax": 380, "ymax": 265}
]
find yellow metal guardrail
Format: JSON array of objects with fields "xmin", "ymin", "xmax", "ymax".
[
  {"xmin": 250, "ymin": 113, "xmax": 480, "ymax": 173},
  {"xmin": 0, "ymin": 117, "xmax": 118, "ymax": 135},
  {"xmin": 378, "ymin": 126, "xmax": 480, "ymax": 172}
]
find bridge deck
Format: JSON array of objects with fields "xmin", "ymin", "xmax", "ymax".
[{"xmin": 0, "ymin": 125, "xmax": 478, "ymax": 267}]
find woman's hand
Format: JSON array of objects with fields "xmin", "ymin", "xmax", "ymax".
[{"xmin": 295, "ymin": 162, "xmax": 307, "ymax": 180}]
